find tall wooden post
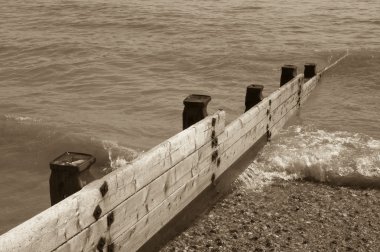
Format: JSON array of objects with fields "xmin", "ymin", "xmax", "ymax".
[
  {"xmin": 304, "ymin": 63, "xmax": 317, "ymax": 79},
  {"xmin": 183, "ymin": 94, "xmax": 211, "ymax": 130},
  {"xmin": 280, "ymin": 65, "xmax": 297, "ymax": 86},
  {"xmin": 49, "ymin": 152, "xmax": 96, "ymax": 205},
  {"xmin": 245, "ymin": 84, "xmax": 264, "ymax": 112}
]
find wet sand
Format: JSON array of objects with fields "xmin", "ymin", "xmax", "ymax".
[{"xmin": 161, "ymin": 181, "xmax": 380, "ymax": 252}]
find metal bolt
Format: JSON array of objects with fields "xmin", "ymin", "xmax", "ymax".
[
  {"xmin": 107, "ymin": 212, "xmax": 114, "ymax": 227},
  {"xmin": 212, "ymin": 138, "xmax": 218, "ymax": 148},
  {"xmin": 212, "ymin": 117, "xmax": 216, "ymax": 127},
  {"xmin": 217, "ymin": 158, "xmax": 221, "ymax": 167},
  {"xmin": 107, "ymin": 243, "xmax": 115, "ymax": 252},
  {"xmin": 267, "ymin": 130, "xmax": 272, "ymax": 139},
  {"xmin": 211, "ymin": 130, "xmax": 216, "ymax": 139},
  {"xmin": 212, "ymin": 150, "xmax": 218, "ymax": 162},
  {"xmin": 93, "ymin": 205, "xmax": 102, "ymax": 220},
  {"xmin": 97, "ymin": 237, "xmax": 106, "ymax": 251},
  {"xmin": 211, "ymin": 173, "xmax": 216, "ymax": 185},
  {"xmin": 100, "ymin": 181, "xmax": 108, "ymax": 197}
]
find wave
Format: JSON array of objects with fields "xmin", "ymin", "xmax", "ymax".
[
  {"xmin": 4, "ymin": 114, "xmax": 42, "ymax": 123},
  {"xmin": 0, "ymin": 114, "xmax": 139, "ymax": 176},
  {"xmin": 239, "ymin": 125, "xmax": 380, "ymax": 191},
  {"xmin": 101, "ymin": 140, "xmax": 139, "ymax": 173}
]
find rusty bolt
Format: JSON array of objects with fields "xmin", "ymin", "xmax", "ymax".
[
  {"xmin": 217, "ymin": 158, "xmax": 221, "ymax": 167},
  {"xmin": 212, "ymin": 117, "xmax": 216, "ymax": 127},
  {"xmin": 211, "ymin": 130, "xmax": 216, "ymax": 139},
  {"xmin": 100, "ymin": 181, "xmax": 108, "ymax": 197},
  {"xmin": 107, "ymin": 243, "xmax": 115, "ymax": 252},
  {"xmin": 97, "ymin": 237, "xmax": 106, "ymax": 251},
  {"xmin": 269, "ymin": 99, "xmax": 272, "ymax": 106},
  {"xmin": 93, "ymin": 205, "xmax": 102, "ymax": 220},
  {"xmin": 212, "ymin": 137, "xmax": 218, "ymax": 148},
  {"xmin": 267, "ymin": 130, "xmax": 272, "ymax": 139},
  {"xmin": 212, "ymin": 150, "xmax": 218, "ymax": 162},
  {"xmin": 211, "ymin": 173, "xmax": 216, "ymax": 185},
  {"xmin": 266, "ymin": 109, "xmax": 269, "ymax": 116},
  {"xmin": 107, "ymin": 212, "xmax": 114, "ymax": 227}
]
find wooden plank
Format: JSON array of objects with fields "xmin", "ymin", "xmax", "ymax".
[
  {"xmin": 301, "ymin": 74, "xmax": 320, "ymax": 104},
  {"xmin": 53, "ymin": 115, "xmax": 226, "ymax": 252},
  {"xmin": 217, "ymin": 74, "xmax": 303, "ymax": 155},
  {"xmin": 54, "ymin": 150, "xmax": 202, "ymax": 252},
  {"xmin": 110, "ymin": 104, "xmax": 271, "ymax": 251},
  {"xmin": 0, "ymin": 75, "xmax": 303, "ymax": 252},
  {"xmin": 0, "ymin": 111, "xmax": 225, "ymax": 252},
  {"xmin": 113, "ymin": 156, "xmax": 218, "ymax": 251},
  {"xmin": 105, "ymin": 76, "xmax": 306, "ymax": 251}
]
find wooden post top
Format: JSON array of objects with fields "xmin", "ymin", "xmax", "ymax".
[
  {"xmin": 280, "ymin": 65, "xmax": 298, "ymax": 86},
  {"xmin": 49, "ymin": 152, "xmax": 96, "ymax": 173},
  {"xmin": 304, "ymin": 63, "xmax": 317, "ymax": 79},
  {"xmin": 183, "ymin": 94, "xmax": 211, "ymax": 106}
]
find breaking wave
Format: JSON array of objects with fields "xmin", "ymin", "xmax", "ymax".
[
  {"xmin": 239, "ymin": 125, "xmax": 380, "ymax": 191},
  {"xmin": 102, "ymin": 140, "xmax": 139, "ymax": 172}
]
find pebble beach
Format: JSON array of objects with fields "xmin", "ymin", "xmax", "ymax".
[{"xmin": 161, "ymin": 180, "xmax": 380, "ymax": 252}]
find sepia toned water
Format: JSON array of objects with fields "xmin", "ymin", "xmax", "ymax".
[{"xmin": 0, "ymin": 0, "xmax": 379, "ymax": 234}]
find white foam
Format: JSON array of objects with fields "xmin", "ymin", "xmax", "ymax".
[
  {"xmin": 239, "ymin": 125, "xmax": 380, "ymax": 190},
  {"xmin": 102, "ymin": 140, "xmax": 139, "ymax": 172},
  {"xmin": 4, "ymin": 114, "xmax": 41, "ymax": 123}
]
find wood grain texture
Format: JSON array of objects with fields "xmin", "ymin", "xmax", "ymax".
[
  {"xmin": 0, "ymin": 111, "xmax": 225, "ymax": 252},
  {"xmin": 1, "ymin": 73, "xmax": 321, "ymax": 252},
  {"xmin": 53, "ymin": 112, "xmax": 226, "ymax": 252},
  {"xmin": 105, "ymin": 75, "xmax": 306, "ymax": 251}
]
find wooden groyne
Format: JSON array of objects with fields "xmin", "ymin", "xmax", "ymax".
[{"xmin": 0, "ymin": 56, "xmax": 347, "ymax": 251}]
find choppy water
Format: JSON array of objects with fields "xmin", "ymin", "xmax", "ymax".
[{"xmin": 0, "ymin": 0, "xmax": 379, "ymax": 234}]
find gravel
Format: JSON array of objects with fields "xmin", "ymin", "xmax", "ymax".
[{"xmin": 161, "ymin": 180, "xmax": 380, "ymax": 252}]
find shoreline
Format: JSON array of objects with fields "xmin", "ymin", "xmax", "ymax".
[{"xmin": 161, "ymin": 180, "xmax": 380, "ymax": 251}]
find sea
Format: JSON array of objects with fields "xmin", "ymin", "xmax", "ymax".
[{"xmin": 0, "ymin": 0, "xmax": 379, "ymax": 234}]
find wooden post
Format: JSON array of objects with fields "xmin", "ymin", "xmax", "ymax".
[
  {"xmin": 245, "ymin": 84, "xmax": 263, "ymax": 112},
  {"xmin": 49, "ymin": 152, "xmax": 96, "ymax": 205},
  {"xmin": 183, "ymin": 94, "xmax": 211, "ymax": 130},
  {"xmin": 304, "ymin": 63, "xmax": 316, "ymax": 79},
  {"xmin": 280, "ymin": 65, "xmax": 297, "ymax": 86}
]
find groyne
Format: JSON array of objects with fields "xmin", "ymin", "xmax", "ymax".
[{"xmin": 0, "ymin": 57, "xmax": 347, "ymax": 252}]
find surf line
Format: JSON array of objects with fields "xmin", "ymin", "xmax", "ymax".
[
  {"xmin": 323, "ymin": 49, "xmax": 349, "ymax": 73},
  {"xmin": 0, "ymin": 59, "xmax": 347, "ymax": 252}
]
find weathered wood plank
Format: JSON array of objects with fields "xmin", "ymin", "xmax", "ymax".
[
  {"xmin": 53, "ymin": 115, "xmax": 226, "ymax": 252},
  {"xmin": 0, "ymin": 111, "xmax": 225, "ymax": 252},
  {"xmin": 104, "ymin": 76, "xmax": 306, "ymax": 251},
  {"xmin": 110, "ymin": 104, "xmax": 271, "ymax": 251},
  {"xmin": 113, "ymin": 157, "xmax": 217, "ymax": 251},
  {"xmin": 301, "ymin": 74, "xmax": 320, "ymax": 104},
  {"xmin": 217, "ymin": 74, "xmax": 303, "ymax": 156}
]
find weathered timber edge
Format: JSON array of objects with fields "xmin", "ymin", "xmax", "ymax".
[{"xmin": 0, "ymin": 63, "xmax": 334, "ymax": 251}]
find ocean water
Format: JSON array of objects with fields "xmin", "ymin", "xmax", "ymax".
[{"xmin": 0, "ymin": 0, "xmax": 379, "ymax": 234}]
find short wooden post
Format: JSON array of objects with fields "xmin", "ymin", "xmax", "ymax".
[
  {"xmin": 245, "ymin": 84, "xmax": 264, "ymax": 112},
  {"xmin": 304, "ymin": 63, "xmax": 316, "ymax": 79},
  {"xmin": 49, "ymin": 152, "xmax": 96, "ymax": 205},
  {"xmin": 183, "ymin": 94, "xmax": 211, "ymax": 130},
  {"xmin": 280, "ymin": 65, "xmax": 297, "ymax": 86}
]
